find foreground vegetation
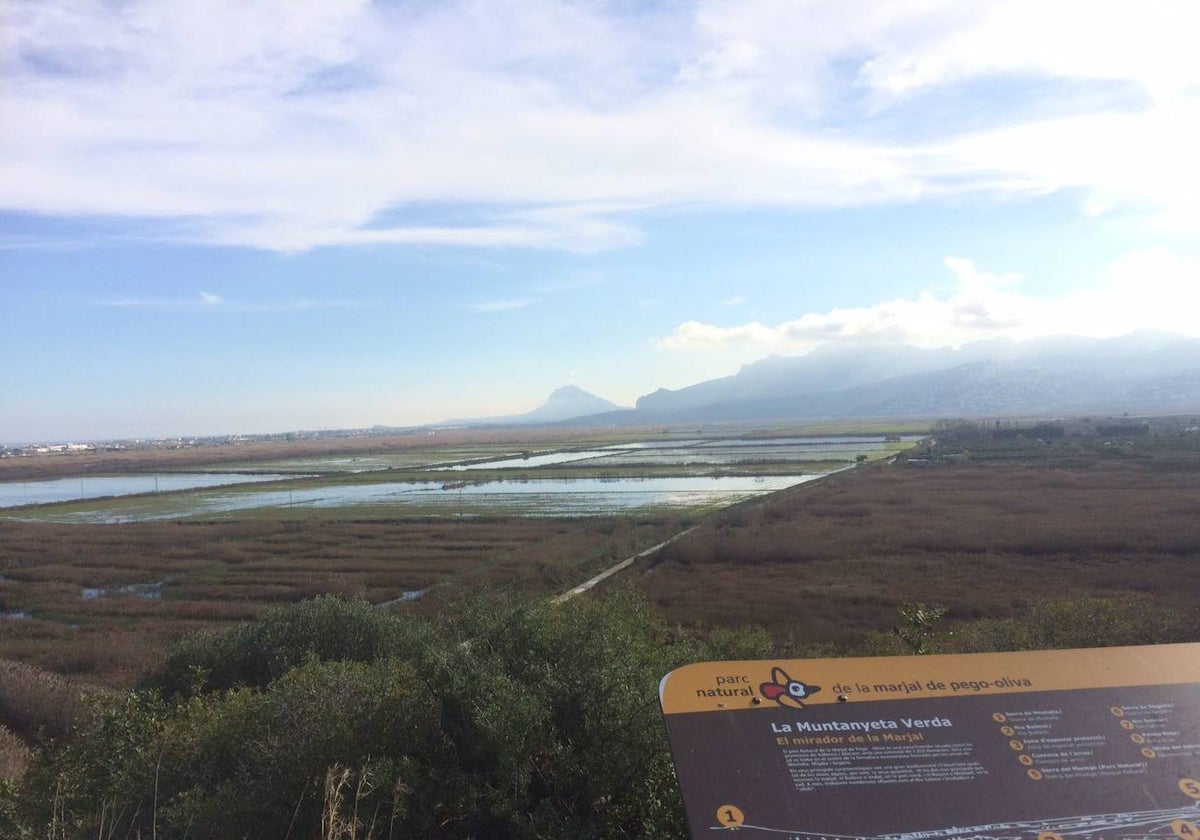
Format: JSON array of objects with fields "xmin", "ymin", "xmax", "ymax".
[
  {"xmin": 2, "ymin": 591, "xmax": 1196, "ymax": 839},
  {"xmin": 1, "ymin": 593, "xmax": 767, "ymax": 839},
  {"xmin": 2, "ymin": 418, "xmax": 1197, "ymax": 837}
]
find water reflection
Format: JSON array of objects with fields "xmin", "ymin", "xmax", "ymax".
[
  {"xmin": 0, "ymin": 473, "xmax": 300, "ymax": 508},
  {"xmin": 23, "ymin": 474, "xmax": 823, "ymax": 523},
  {"xmin": 433, "ymin": 450, "xmax": 617, "ymax": 471}
]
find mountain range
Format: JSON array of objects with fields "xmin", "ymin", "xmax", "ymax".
[
  {"xmin": 444, "ymin": 332, "xmax": 1200, "ymax": 427},
  {"xmin": 620, "ymin": 332, "xmax": 1200, "ymax": 424},
  {"xmin": 441, "ymin": 331, "xmax": 1200, "ymax": 427}
]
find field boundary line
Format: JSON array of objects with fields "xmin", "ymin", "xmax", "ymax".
[
  {"xmin": 552, "ymin": 527, "xmax": 697, "ymax": 604},
  {"xmin": 552, "ymin": 462, "xmax": 871, "ymax": 604}
]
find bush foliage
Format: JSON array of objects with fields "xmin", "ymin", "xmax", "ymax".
[
  {"xmin": 947, "ymin": 595, "xmax": 1200, "ymax": 653},
  {"xmin": 2, "ymin": 591, "xmax": 1196, "ymax": 839},
  {"xmin": 7, "ymin": 593, "xmax": 766, "ymax": 839}
]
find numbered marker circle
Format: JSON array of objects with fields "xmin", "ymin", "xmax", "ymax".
[
  {"xmin": 1180, "ymin": 779, "xmax": 1200, "ymax": 800},
  {"xmin": 1019, "ymin": 755, "xmax": 1035, "ymax": 767},
  {"xmin": 1171, "ymin": 820, "xmax": 1199, "ymax": 840},
  {"xmin": 1001, "ymin": 726, "xmax": 1015, "ymax": 736},
  {"xmin": 992, "ymin": 713, "xmax": 1007, "ymax": 723},
  {"xmin": 1009, "ymin": 740, "xmax": 1025, "ymax": 751},
  {"xmin": 1038, "ymin": 832, "xmax": 1064, "ymax": 840},
  {"xmin": 1110, "ymin": 706, "xmax": 1125, "ymax": 717},
  {"xmin": 1120, "ymin": 720, "xmax": 1135, "ymax": 730},
  {"xmin": 1131, "ymin": 734, "xmax": 1146, "ymax": 744},
  {"xmin": 1027, "ymin": 769, "xmax": 1044, "ymax": 781},
  {"xmin": 717, "ymin": 805, "xmax": 745, "ymax": 828},
  {"xmin": 1142, "ymin": 747, "xmax": 1158, "ymax": 759}
]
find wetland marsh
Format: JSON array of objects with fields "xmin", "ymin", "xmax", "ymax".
[
  {"xmin": 0, "ymin": 431, "xmax": 916, "ymax": 523},
  {"xmin": 0, "ymin": 426, "xmax": 919, "ymax": 683}
]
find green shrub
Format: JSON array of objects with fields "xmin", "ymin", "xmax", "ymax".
[
  {"xmin": 892, "ymin": 603, "xmax": 948, "ymax": 654},
  {"xmin": 145, "ymin": 594, "xmax": 427, "ymax": 697},
  {"xmin": 950, "ymin": 595, "xmax": 1199, "ymax": 653},
  {"xmin": 18, "ymin": 591, "xmax": 723, "ymax": 839},
  {"xmin": 21, "ymin": 660, "xmax": 441, "ymax": 838},
  {"xmin": 19, "ymin": 591, "xmax": 1197, "ymax": 839}
]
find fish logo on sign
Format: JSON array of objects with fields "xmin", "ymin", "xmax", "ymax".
[{"xmin": 759, "ymin": 667, "xmax": 821, "ymax": 708}]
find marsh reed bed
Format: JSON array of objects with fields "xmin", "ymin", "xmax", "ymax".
[
  {"xmin": 639, "ymin": 457, "xmax": 1200, "ymax": 644},
  {"xmin": 0, "ymin": 517, "xmax": 674, "ymax": 686}
]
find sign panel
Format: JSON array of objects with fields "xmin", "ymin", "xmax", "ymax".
[{"xmin": 660, "ymin": 643, "xmax": 1200, "ymax": 840}]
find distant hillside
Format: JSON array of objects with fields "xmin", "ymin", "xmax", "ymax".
[
  {"xmin": 442, "ymin": 385, "xmax": 626, "ymax": 426},
  {"xmin": 583, "ymin": 333, "xmax": 1200, "ymax": 425}
]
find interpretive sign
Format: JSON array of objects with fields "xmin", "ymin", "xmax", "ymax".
[{"xmin": 660, "ymin": 643, "xmax": 1200, "ymax": 840}]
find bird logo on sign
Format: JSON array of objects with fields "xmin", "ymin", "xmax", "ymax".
[{"xmin": 759, "ymin": 667, "xmax": 821, "ymax": 708}]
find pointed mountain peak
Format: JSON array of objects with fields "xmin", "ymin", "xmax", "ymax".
[
  {"xmin": 548, "ymin": 384, "xmax": 591, "ymax": 398},
  {"xmin": 439, "ymin": 385, "xmax": 626, "ymax": 427},
  {"xmin": 529, "ymin": 385, "xmax": 623, "ymax": 420}
]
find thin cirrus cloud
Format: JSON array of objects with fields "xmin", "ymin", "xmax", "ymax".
[
  {"xmin": 98, "ymin": 293, "xmax": 376, "ymax": 312},
  {"xmin": 102, "ymin": 293, "xmax": 225, "ymax": 309},
  {"xmin": 463, "ymin": 298, "xmax": 537, "ymax": 314},
  {"xmin": 3, "ymin": 1, "xmax": 1199, "ymax": 252},
  {"xmin": 657, "ymin": 250, "xmax": 1200, "ymax": 354}
]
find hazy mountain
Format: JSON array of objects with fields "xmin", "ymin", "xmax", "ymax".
[
  {"xmin": 593, "ymin": 333, "xmax": 1200, "ymax": 425},
  {"xmin": 520, "ymin": 385, "xmax": 625, "ymax": 422},
  {"xmin": 635, "ymin": 343, "xmax": 969, "ymax": 413},
  {"xmin": 443, "ymin": 385, "xmax": 626, "ymax": 426}
]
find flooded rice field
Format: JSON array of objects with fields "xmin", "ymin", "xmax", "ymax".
[
  {"xmin": 8, "ymin": 475, "xmax": 825, "ymax": 524},
  {"xmin": 0, "ymin": 433, "xmax": 915, "ymax": 522},
  {"xmin": 434, "ymin": 450, "xmax": 618, "ymax": 470},
  {"xmin": 202, "ymin": 449, "xmax": 556, "ymax": 473},
  {"xmin": 0, "ymin": 473, "xmax": 298, "ymax": 508}
]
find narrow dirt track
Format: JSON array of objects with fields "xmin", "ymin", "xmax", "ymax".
[{"xmin": 552, "ymin": 527, "xmax": 697, "ymax": 604}]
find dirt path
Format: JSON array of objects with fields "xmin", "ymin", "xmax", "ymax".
[
  {"xmin": 551, "ymin": 463, "xmax": 865, "ymax": 604},
  {"xmin": 551, "ymin": 526, "xmax": 697, "ymax": 604}
]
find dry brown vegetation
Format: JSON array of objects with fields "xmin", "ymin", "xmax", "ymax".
[
  {"xmin": 637, "ymin": 457, "xmax": 1200, "ymax": 645},
  {"xmin": 0, "ymin": 517, "xmax": 677, "ymax": 686},
  {"xmin": 0, "ymin": 723, "xmax": 28, "ymax": 783},
  {"xmin": 6, "ymin": 426, "xmax": 1199, "ymax": 698},
  {"xmin": 0, "ymin": 659, "xmax": 93, "ymax": 741}
]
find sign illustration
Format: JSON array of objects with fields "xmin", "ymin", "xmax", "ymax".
[
  {"xmin": 660, "ymin": 643, "xmax": 1200, "ymax": 840},
  {"xmin": 759, "ymin": 666, "xmax": 821, "ymax": 708}
]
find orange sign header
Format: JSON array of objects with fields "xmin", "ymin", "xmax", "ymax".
[{"xmin": 660, "ymin": 642, "xmax": 1200, "ymax": 715}]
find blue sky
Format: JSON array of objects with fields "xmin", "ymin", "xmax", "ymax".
[{"xmin": 3, "ymin": 0, "xmax": 1199, "ymax": 443}]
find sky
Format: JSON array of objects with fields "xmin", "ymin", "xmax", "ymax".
[{"xmin": 3, "ymin": 0, "xmax": 1200, "ymax": 443}]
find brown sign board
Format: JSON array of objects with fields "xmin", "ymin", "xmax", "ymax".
[{"xmin": 660, "ymin": 643, "xmax": 1200, "ymax": 840}]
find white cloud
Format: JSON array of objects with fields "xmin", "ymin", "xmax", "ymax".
[
  {"xmin": 657, "ymin": 249, "xmax": 1200, "ymax": 353},
  {"xmin": 854, "ymin": 0, "xmax": 1200, "ymax": 102},
  {"xmin": 4, "ymin": 1, "xmax": 1200, "ymax": 250}
]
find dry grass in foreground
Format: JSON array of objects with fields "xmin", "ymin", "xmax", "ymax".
[
  {"xmin": 0, "ymin": 659, "xmax": 92, "ymax": 741},
  {"xmin": 0, "ymin": 723, "xmax": 28, "ymax": 783},
  {"xmin": 637, "ymin": 458, "xmax": 1200, "ymax": 645}
]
